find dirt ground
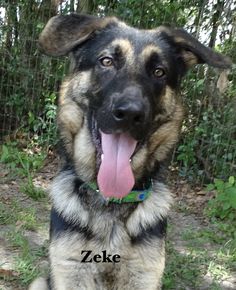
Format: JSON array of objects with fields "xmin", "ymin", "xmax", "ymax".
[{"xmin": 0, "ymin": 159, "xmax": 235, "ymax": 290}]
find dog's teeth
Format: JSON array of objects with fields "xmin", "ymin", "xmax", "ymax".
[{"xmin": 101, "ymin": 154, "xmax": 104, "ymax": 160}]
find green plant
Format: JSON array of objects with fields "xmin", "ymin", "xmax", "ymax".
[
  {"xmin": 162, "ymin": 240, "xmax": 224, "ymax": 289},
  {"xmin": 6, "ymin": 229, "xmax": 46, "ymax": 285},
  {"xmin": 28, "ymin": 92, "xmax": 58, "ymax": 148},
  {"xmin": 15, "ymin": 255, "xmax": 40, "ymax": 285},
  {"xmin": 0, "ymin": 200, "xmax": 38, "ymax": 230},
  {"xmin": 176, "ymin": 95, "xmax": 236, "ymax": 183},
  {"xmin": 206, "ymin": 176, "xmax": 236, "ymax": 220},
  {"xmin": 20, "ymin": 176, "xmax": 46, "ymax": 200},
  {"xmin": 1, "ymin": 143, "xmax": 46, "ymax": 177},
  {"xmin": 1, "ymin": 142, "xmax": 46, "ymax": 199}
]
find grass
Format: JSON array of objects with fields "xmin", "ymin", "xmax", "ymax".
[
  {"xmin": 1, "ymin": 142, "xmax": 47, "ymax": 200},
  {"xmin": 0, "ymin": 200, "xmax": 49, "ymax": 287},
  {"xmin": 0, "ymin": 200, "xmax": 38, "ymax": 230},
  {"xmin": 163, "ymin": 242, "xmax": 205, "ymax": 289},
  {"xmin": 20, "ymin": 177, "xmax": 46, "ymax": 200},
  {"xmin": 4, "ymin": 228, "xmax": 48, "ymax": 286},
  {"xmin": 0, "ymin": 142, "xmax": 49, "ymax": 287},
  {"xmin": 163, "ymin": 217, "xmax": 236, "ymax": 289}
]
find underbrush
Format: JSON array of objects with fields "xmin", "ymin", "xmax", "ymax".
[
  {"xmin": 1, "ymin": 142, "xmax": 47, "ymax": 200},
  {"xmin": 177, "ymin": 67, "xmax": 236, "ymax": 184}
]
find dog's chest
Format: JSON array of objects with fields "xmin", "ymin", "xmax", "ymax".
[{"xmin": 49, "ymin": 219, "xmax": 132, "ymax": 285}]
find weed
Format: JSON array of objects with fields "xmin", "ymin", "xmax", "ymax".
[
  {"xmin": 208, "ymin": 261, "xmax": 229, "ymax": 281},
  {"xmin": 206, "ymin": 176, "xmax": 236, "ymax": 220},
  {"xmin": 20, "ymin": 177, "xmax": 46, "ymax": 200},
  {"xmin": 0, "ymin": 203, "xmax": 16, "ymax": 225},
  {"xmin": 18, "ymin": 208, "xmax": 38, "ymax": 231},
  {"xmin": 203, "ymin": 177, "xmax": 236, "ymax": 253},
  {"xmin": 1, "ymin": 142, "xmax": 47, "ymax": 200},
  {"xmin": 0, "ymin": 143, "xmax": 46, "ymax": 178},
  {"xmin": 0, "ymin": 200, "xmax": 38, "ymax": 230},
  {"xmin": 15, "ymin": 254, "xmax": 40, "ymax": 285},
  {"xmin": 7, "ymin": 230, "xmax": 30, "ymax": 255},
  {"xmin": 163, "ymin": 241, "xmax": 207, "ymax": 289},
  {"xmin": 180, "ymin": 227, "xmax": 235, "ymax": 280},
  {"xmin": 6, "ymin": 229, "xmax": 48, "ymax": 286},
  {"xmin": 28, "ymin": 92, "xmax": 58, "ymax": 149}
]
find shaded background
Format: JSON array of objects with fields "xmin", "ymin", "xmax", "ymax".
[{"xmin": 0, "ymin": 0, "xmax": 235, "ymax": 185}]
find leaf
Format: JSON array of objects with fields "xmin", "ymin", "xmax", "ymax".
[
  {"xmin": 222, "ymin": 202, "xmax": 231, "ymax": 211},
  {"xmin": 226, "ymin": 187, "xmax": 236, "ymax": 209},
  {"xmin": 196, "ymin": 79, "xmax": 204, "ymax": 88},
  {"xmin": 229, "ymin": 176, "xmax": 235, "ymax": 185},
  {"xmin": 0, "ymin": 268, "xmax": 19, "ymax": 278},
  {"xmin": 207, "ymin": 184, "xmax": 215, "ymax": 191},
  {"xmin": 214, "ymin": 179, "xmax": 224, "ymax": 191}
]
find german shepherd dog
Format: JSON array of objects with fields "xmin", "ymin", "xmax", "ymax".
[{"xmin": 29, "ymin": 14, "xmax": 231, "ymax": 290}]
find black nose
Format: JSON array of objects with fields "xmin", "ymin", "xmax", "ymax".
[
  {"xmin": 111, "ymin": 86, "xmax": 146, "ymax": 131},
  {"xmin": 112, "ymin": 102, "xmax": 145, "ymax": 126},
  {"xmin": 96, "ymin": 86, "xmax": 150, "ymax": 139}
]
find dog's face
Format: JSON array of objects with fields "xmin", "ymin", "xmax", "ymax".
[{"xmin": 39, "ymin": 14, "xmax": 231, "ymax": 198}]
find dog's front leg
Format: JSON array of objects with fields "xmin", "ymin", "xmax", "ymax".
[
  {"xmin": 49, "ymin": 235, "xmax": 100, "ymax": 290},
  {"xmin": 115, "ymin": 242, "xmax": 165, "ymax": 290},
  {"xmin": 50, "ymin": 264, "xmax": 98, "ymax": 290}
]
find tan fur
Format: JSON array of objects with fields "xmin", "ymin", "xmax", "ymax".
[
  {"xmin": 50, "ymin": 233, "xmax": 165, "ymax": 290},
  {"xmin": 126, "ymin": 182, "xmax": 172, "ymax": 236},
  {"xmin": 181, "ymin": 50, "xmax": 199, "ymax": 67},
  {"xmin": 57, "ymin": 71, "xmax": 92, "ymax": 155},
  {"xmin": 148, "ymin": 87, "xmax": 184, "ymax": 163},
  {"xmin": 73, "ymin": 121, "xmax": 96, "ymax": 181},
  {"xmin": 49, "ymin": 178, "xmax": 170, "ymax": 290},
  {"xmin": 131, "ymin": 146, "xmax": 149, "ymax": 179},
  {"xmin": 140, "ymin": 44, "xmax": 163, "ymax": 59},
  {"xmin": 50, "ymin": 171, "xmax": 90, "ymax": 226},
  {"xmin": 110, "ymin": 38, "xmax": 135, "ymax": 66}
]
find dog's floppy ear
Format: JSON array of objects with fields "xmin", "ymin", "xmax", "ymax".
[
  {"xmin": 38, "ymin": 14, "xmax": 117, "ymax": 56},
  {"xmin": 159, "ymin": 27, "xmax": 232, "ymax": 69}
]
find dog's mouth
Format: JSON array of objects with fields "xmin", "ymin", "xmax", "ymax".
[{"xmin": 91, "ymin": 116, "xmax": 139, "ymax": 199}]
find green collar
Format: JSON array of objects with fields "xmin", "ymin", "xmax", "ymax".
[{"xmin": 88, "ymin": 181, "xmax": 152, "ymax": 203}]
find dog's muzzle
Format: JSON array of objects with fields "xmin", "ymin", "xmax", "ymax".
[{"xmin": 96, "ymin": 86, "xmax": 150, "ymax": 140}]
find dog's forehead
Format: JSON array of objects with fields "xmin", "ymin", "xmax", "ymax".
[{"xmin": 105, "ymin": 24, "xmax": 165, "ymax": 58}]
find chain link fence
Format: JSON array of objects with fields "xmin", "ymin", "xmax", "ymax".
[{"xmin": 0, "ymin": 0, "xmax": 235, "ymax": 184}]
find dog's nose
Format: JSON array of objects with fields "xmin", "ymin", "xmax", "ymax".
[
  {"xmin": 111, "ymin": 86, "xmax": 146, "ymax": 131},
  {"xmin": 112, "ymin": 102, "xmax": 145, "ymax": 126}
]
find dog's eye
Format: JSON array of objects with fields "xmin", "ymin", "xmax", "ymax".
[
  {"xmin": 100, "ymin": 57, "xmax": 114, "ymax": 67},
  {"xmin": 153, "ymin": 68, "xmax": 165, "ymax": 78}
]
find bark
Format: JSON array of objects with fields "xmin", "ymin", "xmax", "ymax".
[
  {"xmin": 5, "ymin": 1, "xmax": 18, "ymax": 50},
  {"xmin": 70, "ymin": 0, "xmax": 75, "ymax": 12},
  {"xmin": 194, "ymin": 0, "xmax": 207, "ymax": 38},
  {"xmin": 208, "ymin": 0, "xmax": 224, "ymax": 48},
  {"xmin": 77, "ymin": 0, "xmax": 95, "ymax": 13}
]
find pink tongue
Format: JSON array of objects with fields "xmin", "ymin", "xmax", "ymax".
[{"xmin": 97, "ymin": 132, "xmax": 137, "ymax": 198}]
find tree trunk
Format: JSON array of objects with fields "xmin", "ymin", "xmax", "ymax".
[
  {"xmin": 5, "ymin": 1, "xmax": 18, "ymax": 50},
  {"xmin": 77, "ymin": 0, "xmax": 95, "ymax": 13},
  {"xmin": 208, "ymin": 0, "xmax": 224, "ymax": 48},
  {"xmin": 194, "ymin": 0, "xmax": 207, "ymax": 38},
  {"xmin": 70, "ymin": 0, "xmax": 75, "ymax": 12}
]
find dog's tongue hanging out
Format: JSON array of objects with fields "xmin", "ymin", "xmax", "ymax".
[{"xmin": 98, "ymin": 132, "xmax": 137, "ymax": 198}]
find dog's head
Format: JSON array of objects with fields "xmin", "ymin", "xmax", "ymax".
[{"xmin": 39, "ymin": 14, "xmax": 231, "ymax": 198}]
